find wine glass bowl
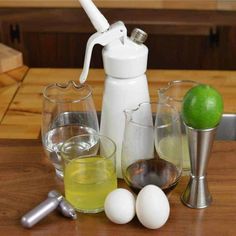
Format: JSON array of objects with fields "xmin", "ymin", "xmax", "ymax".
[
  {"xmin": 122, "ymin": 102, "xmax": 182, "ymax": 194},
  {"xmin": 154, "ymin": 102, "xmax": 182, "ymax": 193},
  {"xmin": 158, "ymin": 80, "xmax": 199, "ymax": 175},
  {"xmin": 41, "ymin": 81, "xmax": 99, "ymax": 179}
]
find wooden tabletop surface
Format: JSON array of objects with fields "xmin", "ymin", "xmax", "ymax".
[
  {"xmin": 0, "ymin": 67, "xmax": 235, "ymax": 235},
  {"xmin": 0, "ymin": 66, "xmax": 28, "ymax": 122},
  {"xmin": 0, "ymin": 67, "xmax": 235, "ymax": 139},
  {"xmin": 1, "ymin": 0, "xmax": 236, "ymax": 11},
  {"xmin": 0, "ymin": 139, "xmax": 235, "ymax": 235}
]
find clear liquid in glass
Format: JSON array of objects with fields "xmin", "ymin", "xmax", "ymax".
[{"xmin": 44, "ymin": 125, "xmax": 97, "ymax": 177}]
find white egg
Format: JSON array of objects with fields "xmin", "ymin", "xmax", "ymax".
[
  {"xmin": 104, "ymin": 188, "xmax": 136, "ymax": 224},
  {"xmin": 136, "ymin": 185, "xmax": 170, "ymax": 229}
]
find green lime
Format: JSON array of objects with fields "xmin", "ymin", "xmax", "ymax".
[{"xmin": 182, "ymin": 84, "xmax": 223, "ymax": 129}]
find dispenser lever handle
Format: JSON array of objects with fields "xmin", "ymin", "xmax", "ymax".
[{"xmin": 80, "ymin": 21, "xmax": 127, "ymax": 84}]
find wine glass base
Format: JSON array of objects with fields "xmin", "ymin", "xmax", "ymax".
[
  {"xmin": 55, "ymin": 168, "xmax": 64, "ymax": 180},
  {"xmin": 75, "ymin": 207, "xmax": 104, "ymax": 214},
  {"xmin": 182, "ymin": 169, "xmax": 190, "ymax": 176}
]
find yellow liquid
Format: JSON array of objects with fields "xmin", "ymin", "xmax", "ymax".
[
  {"xmin": 64, "ymin": 156, "xmax": 117, "ymax": 213},
  {"xmin": 157, "ymin": 135, "xmax": 190, "ymax": 173}
]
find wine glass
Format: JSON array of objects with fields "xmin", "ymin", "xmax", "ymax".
[
  {"xmin": 122, "ymin": 102, "xmax": 182, "ymax": 194},
  {"xmin": 154, "ymin": 102, "xmax": 182, "ymax": 193},
  {"xmin": 41, "ymin": 80, "xmax": 99, "ymax": 179},
  {"xmin": 158, "ymin": 80, "xmax": 199, "ymax": 175}
]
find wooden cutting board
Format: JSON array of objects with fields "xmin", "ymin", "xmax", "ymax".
[{"xmin": 0, "ymin": 43, "xmax": 23, "ymax": 73}]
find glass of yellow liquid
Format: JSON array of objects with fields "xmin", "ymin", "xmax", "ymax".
[
  {"xmin": 158, "ymin": 80, "xmax": 199, "ymax": 175},
  {"xmin": 60, "ymin": 134, "xmax": 117, "ymax": 213}
]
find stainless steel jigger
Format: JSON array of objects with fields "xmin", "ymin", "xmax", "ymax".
[{"xmin": 181, "ymin": 124, "xmax": 217, "ymax": 209}]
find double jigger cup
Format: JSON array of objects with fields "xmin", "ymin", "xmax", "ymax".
[{"xmin": 181, "ymin": 124, "xmax": 218, "ymax": 209}]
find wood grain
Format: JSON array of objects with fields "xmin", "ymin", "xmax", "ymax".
[
  {"xmin": 2, "ymin": 8, "xmax": 236, "ymax": 70},
  {"xmin": 0, "ymin": 139, "xmax": 235, "ymax": 235},
  {"xmin": 0, "ymin": 43, "xmax": 23, "ymax": 73},
  {"xmin": 0, "ymin": 68, "xmax": 235, "ymax": 139},
  {"xmin": 0, "ymin": 66, "xmax": 28, "ymax": 122},
  {"xmin": 0, "ymin": 0, "xmax": 236, "ymax": 11}
]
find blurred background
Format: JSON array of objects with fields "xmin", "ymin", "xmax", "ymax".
[{"xmin": 1, "ymin": 0, "xmax": 236, "ymax": 70}]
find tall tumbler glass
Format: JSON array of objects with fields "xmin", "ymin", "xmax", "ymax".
[
  {"xmin": 158, "ymin": 80, "xmax": 199, "ymax": 175},
  {"xmin": 41, "ymin": 81, "xmax": 99, "ymax": 179}
]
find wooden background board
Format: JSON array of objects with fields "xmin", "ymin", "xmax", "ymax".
[
  {"xmin": 0, "ymin": 139, "xmax": 235, "ymax": 235},
  {"xmin": 2, "ymin": 8, "xmax": 236, "ymax": 70},
  {"xmin": 0, "ymin": 0, "xmax": 236, "ymax": 11},
  {"xmin": 0, "ymin": 68, "xmax": 235, "ymax": 139},
  {"xmin": 0, "ymin": 43, "xmax": 23, "ymax": 73}
]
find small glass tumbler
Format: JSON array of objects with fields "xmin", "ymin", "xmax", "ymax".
[
  {"xmin": 158, "ymin": 80, "xmax": 199, "ymax": 175},
  {"xmin": 41, "ymin": 81, "xmax": 99, "ymax": 179},
  {"xmin": 61, "ymin": 134, "xmax": 117, "ymax": 213}
]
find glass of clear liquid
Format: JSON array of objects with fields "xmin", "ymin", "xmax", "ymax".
[
  {"xmin": 41, "ymin": 81, "xmax": 99, "ymax": 179},
  {"xmin": 158, "ymin": 80, "xmax": 199, "ymax": 175}
]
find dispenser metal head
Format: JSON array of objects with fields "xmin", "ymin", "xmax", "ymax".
[{"xmin": 130, "ymin": 28, "xmax": 148, "ymax": 44}]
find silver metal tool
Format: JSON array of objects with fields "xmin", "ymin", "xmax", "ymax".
[
  {"xmin": 181, "ymin": 125, "xmax": 217, "ymax": 208},
  {"xmin": 21, "ymin": 193, "xmax": 62, "ymax": 228},
  {"xmin": 48, "ymin": 190, "xmax": 77, "ymax": 220},
  {"xmin": 21, "ymin": 190, "xmax": 76, "ymax": 228}
]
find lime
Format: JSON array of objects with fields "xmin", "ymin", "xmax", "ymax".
[{"xmin": 182, "ymin": 84, "xmax": 223, "ymax": 129}]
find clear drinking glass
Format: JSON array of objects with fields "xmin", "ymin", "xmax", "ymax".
[
  {"xmin": 41, "ymin": 81, "xmax": 99, "ymax": 179},
  {"xmin": 122, "ymin": 102, "xmax": 182, "ymax": 194},
  {"xmin": 158, "ymin": 80, "xmax": 199, "ymax": 175},
  {"xmin": 61, "ymin": 134, "xmax": 117, "ymax": 213}
]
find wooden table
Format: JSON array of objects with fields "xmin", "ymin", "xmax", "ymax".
[
  {"xmin": 0, "ymin": 67, "xmax": 235, "ymax": 235},
  {"xmin": 0, "ymin": 66, "xmax": 28, "ymax": 122},
  {"xmin": 0, "ymin": 67, "xmax": 235, "ymax": 139},
  {"xmin": 0, "ymin": 139, "xmax": 235, "ymax": 235}
]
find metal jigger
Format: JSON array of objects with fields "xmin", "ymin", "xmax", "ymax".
[{"xmin": 181, "ymin": 124, "xmax": 218, "ymax": 208}]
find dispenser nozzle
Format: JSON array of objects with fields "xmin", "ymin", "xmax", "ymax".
[{"xmin": 78, "ymin": 0, "xmax": 110, "ymax": 32}]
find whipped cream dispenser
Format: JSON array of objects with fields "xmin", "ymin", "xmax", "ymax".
[{"xmin": 79, "ymin": 0, "xmax": 150, "ymax": 178}]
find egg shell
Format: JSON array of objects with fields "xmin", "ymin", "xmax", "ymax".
[
  {"xmin": 104, "ymin": 188, "xmax": 136, "ymax": 224},
  {"xmin": 136, "ymin": 185, "xmax": 170, "ymax": 229}
]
